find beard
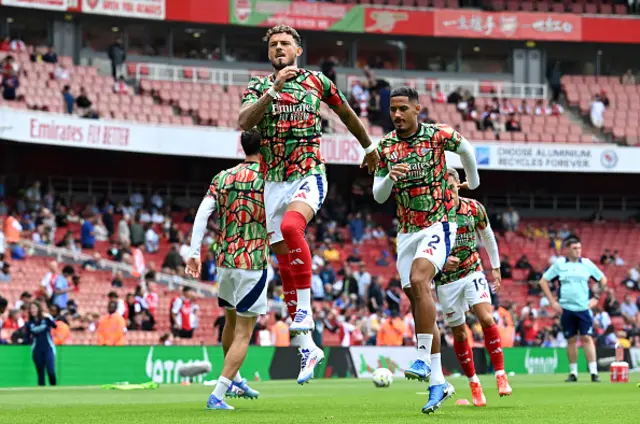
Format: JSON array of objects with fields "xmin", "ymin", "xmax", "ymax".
[{"xmin": 271, "ymin": 55, "xmax": 295, "ymax": 70}]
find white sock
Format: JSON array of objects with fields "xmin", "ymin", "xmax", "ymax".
[
  {"xmin": 296, "ymin": 288, "xmax": 311, "ymax": 313},
  {"xmin": 495, "ymin": 369, "xmax": 506, "ymax": 377},
  {"xmin": 588, "ymin": 361, "xmax": 598, "ymax": 375},
  {"xmin": 212, "ymin": 376, "xmax": 231, "ymax": 399},
  {"xmin": 430, "ymin": 353, "xmax": 445, "ymax": 386},
  {"xmin": 569, "ymin": 363, "xmax": 578, "ymax": 376},
  {"xmin": 469, "ymin": 374, "xmax": 480, "ymax": 383},
  {"xmin": 416, "ymin": 334, "xmax": 433, "ymax": 364},
  {"xmin": 291, "ymin": 332, "xmax": 317, "ymax": 351},
  {"xmin": 233, "ymin": 372, "xmax": 243, "ymax": 384}
]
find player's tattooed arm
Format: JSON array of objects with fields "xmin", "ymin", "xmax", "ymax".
[{"xmin": 238, "ymin": 94, "xmax": 274, "ymax": 131}]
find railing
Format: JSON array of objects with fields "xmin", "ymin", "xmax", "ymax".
[
  {"xmin": 129, "ymin": 63, "xmax": 259, "ymax": 86},
  {"xmin": 21, "ymin": 240, "xmax": 218, "ymax": 298},
  {"xmin": 347, "ymin": 76, "xmax": 547, "ymax": 100}
]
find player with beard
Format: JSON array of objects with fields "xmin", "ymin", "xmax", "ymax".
[
  {"xmin": 372, "ymin": 87, "xmax": 480, "ymax": 414},
  {"xmin": 437, "ymin": 168, "xmax": 512, "ymax": 407},
  {"xmin": 238, "ymin": 25, "xmax": 379, "ymax": 384}
]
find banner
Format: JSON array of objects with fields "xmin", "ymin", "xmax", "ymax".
[
  {"xmin": 581, "ymin": 16, "xmax": 640, "ymax": 44},
  {"xmin": 229, "ymin": 0, "xmax": 363, "ymax": 32},
  {"xmin": 502, "ymin": 347, "xmax": 587, "ymax": 375},
  {"xmin": 2, "ymin": 108, "xmax": 640, "ymax": 173},
  {"xmin": 434, "ymin": 10, "xmax": 581, "ymax": 41},
  {"xmin": 0, "ymin": 0, "xmax": 67, "ymax": 10},
  {"xmin": 165, "ymin": 0, "xmax": 228, "ymax": 24},
  {"xmin": 0, "ymin": 345, "xmax": 274, "ymax": 387},
  {"xmin": 364, "ymin": 8, "xmax": 433, "ymax": 36},
  {"xmin": 81, "ymin": 0, "xmax": 165, "ymax": 20}
]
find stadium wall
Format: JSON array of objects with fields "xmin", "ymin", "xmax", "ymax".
[{"xmin": 2, "ymin": 346, "xmax": 635, "ymax": 387}]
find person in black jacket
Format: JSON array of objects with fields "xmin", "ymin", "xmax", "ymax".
[
  {"xmin": 108, "ymin": 38, "xmax": 126, "ymax": 80},
  {"xmin": 24, "ymin": 302, "xmax": 57, "ymax": 386}
]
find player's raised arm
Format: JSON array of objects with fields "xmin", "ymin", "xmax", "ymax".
[{"xmin": 320, "ymin": 72, "xmax": 378, "ymax": 173}]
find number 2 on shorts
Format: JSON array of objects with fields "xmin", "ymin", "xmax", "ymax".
[{"xmin": 427, "ymin": 235, "xmax": 440, "ymax": 249}]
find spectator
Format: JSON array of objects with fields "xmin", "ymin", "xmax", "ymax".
[
  {"xmin": 385, "ymin": 284, "xmax": 402, "ymax": 316},
  {"xmin": 113, "ymin": 75, "xmax": 130, "ymax": 94},
  {"xmin": 2, "ymin": 309, "xmax": 24, "ymax": 330},
  {"xmin": 521, "ymin": 312, "xmax": 539, "ymax": 346},
  {"xmin": 76, "ymin": 87, "xmax": 92, "ymax": 113},
  {"xmin": 52, "ymin": 266, "xmax": 75, "ymax": 311},
  {"xmin": 518, "ymin": 99, "xmax": 532, "ymax": 115},
  {"xmin": 311, "ymin": 266, "xmax": 325, "ymax": 301},
  {"xmin": 62, "ymin": 85, "xmax": 74, "ymax": 114},
  {"xmin": 346, "ymin": 248, "xmax": 363, "ymax": 265},
  {"xmin": 107, "ymin": 291, "xmax": 127, "ymax": 317},
  {"xmin": 0, "ymin": 36, "xmax": 10, "ymax": 51},
  {"xmin": 42, "ymin": 46, "xmax": 58, "ymax": 64},
  {"xmin": 108, "ymin": 38, "xmax": 126, "ymax": 79},
  {"xmin": 144, "ymin": 223, "xmax": 159, "ymax": 253},
  {"xmin": 1, "ymin": 55, "xmax": 18, "ymax": 77},
  {"xmin": 170, "ymin": 287, "xmax": 198, "ymax": 338},
  {"xmin": 354, "ymin": 263, "xmax": 371, "ymax": 303},
  {"xmin": 505, "ymin": 113, "xmax": 521, "ymax": 132},
  {"xmin": 2, "ymin": 68, "xmax": 19, "ymax": 101},
  {"xmin": 500, "ymin": 255, "xmax": 512, "ymax": 279},
  {"xmin": 130, "ymin": 215, "xmax": 145, "ymax": 247},
  {"xmin": 613, "ymin": 250, "xmax": 624, "ymax": 267},
  {"xmin": 323, "ymin": 243, "xmax": 341, "ymax": 262},
  {"xmin": 162, "ymin": 244, "xmax": 185, "ymax": 274},
  {"xmin": 534, "ymin": 99, "xmax": 545, "ymax": 115},
  {"xmin": 201, "ymin": 252, "xmax": 216, "ymax": 282},
  {"xmin": 623, "ymin": 264, "xmax": 639, "ymax": 290},
  {"xmin": 447, "ymin": 87, "xmax": 463, "ymax": 105},
  {"xmin": 603, "ymin": 288, "xmax": 621, "ymax": 317},
  {"xmin": 15, "ymin": 291, "xmax": 32, "ymax": 309},
  {"xmin": 80, "ymin": 215, "xmax": 96, "ymax": 249},
  {"xmin": 590, "ymin": 94, "xmax": 605, "ymax": 130},
  {"xmin": 600, "ymin": 90, "xmax": 610, "ymax": 107},
  {"xmin": 97, "ymin": 301, "xmax": 127, "ymax": 346},
  {"xmin": 622, "ymin": 69, "xmax": 636, "ymax": 85},
  {"xmin": 377, "ymin": 311, "xmax": 406, "ymax": 346},
  {"xmin": 502, "ymin": 206, "xmax": 520, "ymax": 232},
  {"xmin": 271, "ymin": 312, "xmax": 290, "ymax": 346},
  {"xmin": 0, "ymin": 262, "xmax": 11, "ymax": 282},
  {"xmin": 367, "ymin": 276, "xmax": 384, "ymax": 314},
  {"xmin": 54, "ymin": 64, "xmax": 70, "ymax": 81},
  {"xmin": 319, "ymin": 262, "xmax": 336, "ymax": 287},
  {"xmin": 599, "ymin": 248, "xmax": 614, "ymax": 265},
  {"xmin": 548, "ymin": 100, "xmax": 564, "ymax": 116},
  {"xmin": 433, "ymin": 85, "xmax": 446, "ymax": 104},
  {"xmin": 375, "ymin": 250, "xmax": 390, "ymax": 267},
  {"xmin": 118, "ymin": 214, "xmax": 131, "ymax": 245},
  {"xmin": 548, "ymin": 61, "xmax": 562, "ymax": 102},
  {"xmin": 9, "ymin": 36, "xmax": 24, "ymax": 52},
  {"xmin": 111, "ymin": 270, "xmax": 124, "ymax": 288},
  {"xmin": 621, "ymin": 295, "xmax": 639, "ymax": 325},
  {"xmin": 348, "ymin": 212, "xmax": 365, "ymax": 244},
  {"xmin": 515, "ymin": 254, "xmax": 532, "ymax": 270},
  {"xmin": 30, "ymin": 46, "xmax": 44, "ymax": 63}
]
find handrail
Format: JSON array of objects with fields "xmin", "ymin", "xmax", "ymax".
[{"xmin": 20, "ymin": 239, "xmax": 218, "ymax": 298}]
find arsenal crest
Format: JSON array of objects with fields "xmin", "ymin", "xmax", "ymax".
[{"xmin": 235, "ymin": 0, "xmax": 252, "ymax": 23}]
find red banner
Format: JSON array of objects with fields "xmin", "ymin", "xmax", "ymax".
[
  {"xmin": 166, "ymin": 0, "xmax": 228, "ymax": 24},
  {"xmin": 433, "ymin": 10, "xmax": 581, "ymax": 41},
  {"xmin": 364, "ymin": 7, "xmax": 433, "ymax": 36},
  {"xmin": 0, "ymin": 0, "xmax": 67, "ymax": 10},
  {"xmin": 581, "ymin": 16, "xmax": 640, "ymax": 44}
]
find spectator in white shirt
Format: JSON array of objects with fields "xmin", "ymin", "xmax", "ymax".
[
  {"xmin": 613, "ymin": 250, "xmax": 624, "ymax": 267},
  {"xmin": 118, "ymin": 214, "xmax": 131, "ymax": 245},
  {"xmin": 150, "ymin": 191, "xmax": 163, "ymax": 211},
  {"xmin": 113, "ymin": 76, "xmax": 130, "ymax": 94},
  {"xmin": 151, "ymin": 210, "xmax": 164, "ymax": 224},
  {"xmin": 354, "ymin": 263, "xmax": 372, "ymax": 301},
  {"xmin": 54, "ymin": 64, "xmax": 70, "ymax": 81},
  {"xmin": 534, "ymin": 99, "xmax": 545, "ymax": 115},
  {"xmin": 179, "ymin": 234, "xmax": 191, "ymax": 264},
  {"xmin": 590, "ymin": 94, "xmax": 605, "ymax": 129},
  {"xmin": 139, "ymin": 209, "xmax": 152, "ymax": 224},
  {"xmin": 10, "ymin": 37, "xmax": 26, "ymax": 52},
  {"xmin": 502, "ymin": 206, "xmax": 520, "ymax": 232},
  {"xmin": 144, "ymin": 223, "xmax": 159, "ymax": 253},
  {"xmin": 311, "ymin": 265, "xmax": 325, "ymax": 301},
  {"xmin": 94, "ymin": 216, "xmax": 109, "ymax": 242},
  {"xmin": 620, "ymin": 295, "xmax": 639, "ymax": 324},
  {"xmin": 130, "ymin": 189, "xmax": 144, "ymax": 210},
  {"xmin": 311, "ymin": 249, "xmax": 325, "ymax": 269},
  {"xmin": 623, "ymin": 264, "xmax": 639, "ymax": 290}
]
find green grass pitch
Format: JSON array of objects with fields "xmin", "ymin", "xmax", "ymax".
[{"xmin": 1, "ymin": 373, "xmax": 638, "ymax": 424}]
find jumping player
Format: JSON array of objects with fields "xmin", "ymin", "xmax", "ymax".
[
  {"xmin": 238, "ymin": 25, "xmax": 379, "ymax": 383},
  {"xmin": 538, "ymin": 237, "xmax": 607, "ymax": 383},
  {"xmin": 372, "ymin": 86, "xmax": 480, "ymax": 414},
  {"xmin": 186, "ymin": 130, "xmax": 266, "ymax": 410},
  {"xmin": 437, "ymin": 168, "xmax": 511, "ymax": 407}
]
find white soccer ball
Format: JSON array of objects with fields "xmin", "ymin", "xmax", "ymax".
[{"xmin": 372, "ymin": 368, "xmax": 393, "ymax": 388}]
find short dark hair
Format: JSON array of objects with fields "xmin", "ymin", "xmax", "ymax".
[
  {"xmin": 0, "ymin": 296, "xmax": 8, "ymax": 311},
  {"xmin": 564, "ymin": 237, "xmax": 581, "ymax": 247},
  {"xmin": 240, "ymin": 129, "xmax": 262, "ymax": 156},
  {"xmin": 265, "ymin": 25, "xmax": 302, "ymax": 46},
  {"xmin": 390, "ymin": 86, "xmax": 419, "ymax": 102},
  {"xmin": 108, "ymin": 291, "xmax": 118, "ymax": 299},
  {"xmin": 62, "ymin": 265, "xmax": 75, "ymax": 276},
  {"xmin": 183, "ymin": 286, "xmax": 194, "ymax": 294}
]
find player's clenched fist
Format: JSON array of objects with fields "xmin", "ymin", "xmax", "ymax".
[
  {"xmin": 389, "ymin": 163, "xmax": 410, "ymax": 181},
  {"xmin": 273, "ymin": 66, "xmax": 299, "ymax": 91},
  {"xmin": 443, "ymin": 256, "xmax": 460, "ymax": 272}
]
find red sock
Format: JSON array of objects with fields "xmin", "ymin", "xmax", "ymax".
[
  {"xmin": 277, "ymin": 254, "xmax": 297, "ymax": 317},
  {"xmin": 280, "ymin": 211, "xmax": 311, "ymax": 290},
  {"xmin": 483, "ymin": 324, "xmax": 505, "ymax": 372},
  {"xmin": 453, "ymin": 338, "xmax": 476, "ymax": 378}
]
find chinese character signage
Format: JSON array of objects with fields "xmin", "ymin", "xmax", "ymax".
[{"xmin": 434, "ymin": 10, "xmax": 581, "ymax": 41}]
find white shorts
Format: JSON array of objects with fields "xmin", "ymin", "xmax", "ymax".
[
  {"xmin": 396, "ymin": 222, "xmax": 457, "ymax": 288},
  {"xmin": 217, "ymin": 267, "xmax": 268, "ymax": 317},
  {"xmin": 264, "ymin": 174, "xmax": 327, "ymax": 245},
  {"xmin": 437, "ymin": 271, "xmax": 491, "ymax": 327}
]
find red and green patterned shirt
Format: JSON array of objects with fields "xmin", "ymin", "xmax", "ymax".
[
  {"xmin": 207, "ymin": 161, "xmax": 267, "ymax": 270},
  {"xmin": 375, "ymin": 123, "xmax": 462, "ymax": 233},
  {"xmin": 435, "ymin": 197, "xmax": 488, "ymax": 286},
  {"xmin": 241, "ymin": 69, "xmax": 347, "ymax": 182}
]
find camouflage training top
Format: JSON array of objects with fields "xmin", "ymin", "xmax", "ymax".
[
  {"xmin": 206, "ymin": 161, "xmax": 267, "ymax": 270},
  {"xmin": 241, "ymin": 69, "xmax": 347, "ymax": 182},
  {"xmin": 375, "ymin": 123, "xmax": 462, "ymax": 233},
  {"xmin": 435, "ymin": 197, "xmax": 488, "ymax": 286}
]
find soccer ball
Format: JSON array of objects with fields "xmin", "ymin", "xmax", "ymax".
[{"xmin": 372, "ymin": 368, "xmax": 393, "ymax": 388}]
